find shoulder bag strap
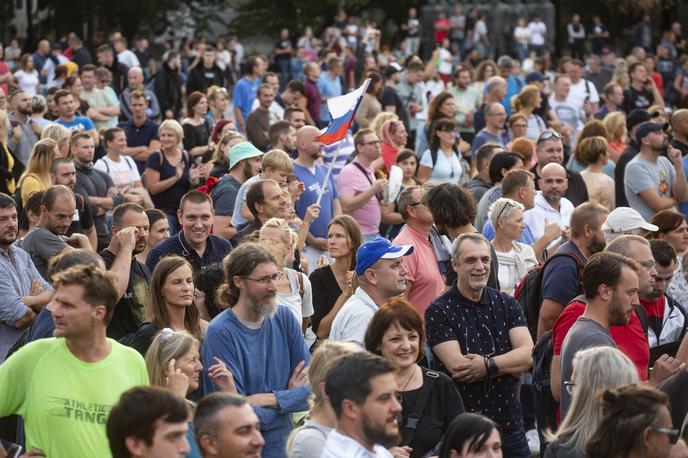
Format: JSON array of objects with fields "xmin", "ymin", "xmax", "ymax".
[
  {"xmin": 402, "ymin": 370, "xmax": 439, "ymax": 446},
  {"xmin": 352, "ymin": 161, "xmax": 382, "ymax": 203}
]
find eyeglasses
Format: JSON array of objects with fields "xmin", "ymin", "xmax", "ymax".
[
  {"xmin": 651, "ymin": 111, "xmax": 665, "ymax": 118},
  {"xmin": 512, "ymin": 124, "xmax": 528, "ymax": 129},
  {"xmin": 241, "ymin": 271, "xmax": 284, "ymax": 285},
  {"xmin": 408, "ymin": 202, "xmax": 422, "ymax": 208},
  {"xmin": 653, "ymin": 427, "xmax": 680, "ymax": 444},
  {"xmin": 359, "ymin": 140, "xmax": 381, "ymax": 146},
  {"xmin": 537, "ymin": 130, "xmax": 562, "ymax": 143},
  {"xmin": 439, "ymin": 126, "xmax": 457, "ymax": 132},
  {"xmin": 564, "ymin": 381, "xmax": 576, "ymax": 395}
]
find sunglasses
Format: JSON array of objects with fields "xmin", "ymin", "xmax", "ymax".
[{"xmin": 537, "ymin": 130, "xmax": 561, "ymax": 143}]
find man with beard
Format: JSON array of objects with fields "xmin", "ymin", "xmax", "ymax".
[
  {"xmin": 524, "ymin": 163, "xmax": 574, "ymax": 247},
  {"xmin": 193, "ymin": 392, "xmax": 265, "ymax": 458},
  {"xmin": 551, "ymin": 236, "xmax": 681, "ymax": 409},
  {"xmin": 625, "ymin": 121, "xmax": 688, "ymax": 221},
  {"xmin": 7, "ymin": 90, "xmax": 38, "ymax": 167},
  {"xmin": 246, "ymin": 84, "xmax": 278, "ymax": 151},
  {"xmin": 293, "ymin": 126, "xmax": 342, "ymax": 272},
  {"xmin": 50, "ymin": 157, "xmax": 97, "ymax": 249},
  {"xmin": 321, "ymin": 353, "xmax": 402, "ymax": 458},
  {"xmin": 146, "ymin": 191, "xmax": 231, "ymax": 273},
  {"xmin": 0, "ymin": 193, "xmax": 52, "ymax": 361},
  {"xmin": 201, "ymin": 243, "xmax": 310, "ymax": 458},
  {"xmin": 22, "ymin": 185, "xmax": 94, "ymax": 280},
  {"xmin": 100, "ymin": 203, "xmax": 151, "ymax": 340},
  {"xmin": 329, "ymin": 238, "xmax": 413, "ymax": 345},
  {"xmin": 537, "ymin": 202, "xmax": 608, "ymax": 339},
  {"xmin": 211, "ymin": 142, "xmax": 263, "ymax": 240},
  {"xmin": 426, "ymin": 233, "xmax": 534, "ymax": 457},
  {"xmin": 268, "ymin": 121, "xmax": 296, "ymax": 155},
  {"xmin": 558, "ymin": 252, "xmax": 641, "ymax": 418}
]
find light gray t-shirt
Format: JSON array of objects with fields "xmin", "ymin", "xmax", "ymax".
[
  {"xmin": 559, "ymin": 316, "xmax": 616, "ymax": 418},
  {"xmin": 288, "ymin": 419, "xmax": 332, "ymax": 458},
  {"xmin": 20, "ymin": 227, "xmax": 67, "ymax": 280},
  {"xmin": 624, "ymin": 154, "xmax": 676, "ymax": 222},
  {"xmin": 231, "ymin": 174, "xmax": 261, "ymax": 228}
]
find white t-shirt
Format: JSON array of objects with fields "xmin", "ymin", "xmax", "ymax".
[
  {"xmin": 117, "ymin": 49, "xmax": 141, "ymax": 68},
  {"xmin": 13, "ymin": 70, "xmax": 39, "ymax": 96},
  {"xmin": 528, "ymin": 21, "xmax": 547, "ymax": 46},
  {"xmin": 438, "ymin": 48, "xmax": 453, "ymax": 75},
  {"xmin": 514, "ymin": 26, "xmax": 531, "ymax": 45},
  {"xmin": 94, "ymin": 155, "xmax": 141, "ymax": 193},
  {"xmin": 276, "ymin": 269, "xmax": 314, "ymax": 325},
  {"xmin": 420, "ymin": 149, "xmax": 464, "ymax": 184},
  {"xmin": 474, "ymin": 20, "xmax": 488, "ymax": 43},
  {"xmin": 567, "ymin": 78, "xmax": 599, "ymax": 110}
]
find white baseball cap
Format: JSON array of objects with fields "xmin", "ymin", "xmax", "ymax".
[{"xmin": 601, "ymin": 207, "xmax": 658, "ymax": 233}]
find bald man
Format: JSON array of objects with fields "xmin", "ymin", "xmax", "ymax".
[
  {"xmin": 530, "ymin": 130, "xmax": 589, "ymax": 206},
  {"xmin": 524, "ymin": 163, "xmax": 575, "ymax": 246},
  {"xmin": 119, "ymin": 66, "xmax": 161, "ymax": 122},
  {"xmin": 293, "ymin": 126, "xmax": 342, "ymax": 272}
]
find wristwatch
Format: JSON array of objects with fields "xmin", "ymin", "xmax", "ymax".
[{"xmin": 486, "ymin": 356, "xmax": 498, "ymax": 378}]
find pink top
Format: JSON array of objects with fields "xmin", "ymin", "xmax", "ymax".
[
  {"xmin": 337, "ymin": 158, "xmax": 381, "ymax": 236},
  {"xmin": 394, "ymin": 225, "xmax": 446, "ymax": 318},
  {"xmin": 381, "ymin": 143, "xmax": 399, "ymax": 173}
]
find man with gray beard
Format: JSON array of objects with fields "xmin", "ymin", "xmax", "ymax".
[{"xmin": 200, "ymin": 243, "xmax": 311, "ymax": 458}]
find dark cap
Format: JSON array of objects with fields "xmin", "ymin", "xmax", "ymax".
[
  {"xmin": 526, "ymin": 71, "xmax": 547, "ymax": 83},
  {"xmin": 635, "ymin": 121, "xmax": 666, "ymax": 144},
  {"xmin": 626, "ymin": 109, "xmax": 651, "ymax": 132}
]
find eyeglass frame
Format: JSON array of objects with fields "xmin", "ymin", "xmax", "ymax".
[
  {"xmin": 241, "ymin": 271, "xmax": 284, "ymax": 285},
  {"xmin": 653, "ymin": 427, "xmax": 680, "ymax": 445},
  {"xmin": 494, "ymin": 200, "xmax": 517, "ymax": 224},
  {"xmin": 564, "ymin": 381, "xmax": 576, "ymax": 395}
]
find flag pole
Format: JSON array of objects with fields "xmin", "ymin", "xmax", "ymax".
[{"xmin": 315, "ymin": 139, "xmax": 344, "ymax": 206}]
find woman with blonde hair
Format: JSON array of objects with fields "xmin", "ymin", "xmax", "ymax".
[
  {"xmin": 0, "ymin": 109, "xmax": 19, "ymax": 194},
  {"xmin": 602, "ymin": 111, "xmax": 627, "ymax": 162},
  {"xmin": 18, "ymin": 137, "xmax": 58, "ymax": 205},
  {"xmin": 369, "ymin": 111, "xmax": 399, "ymax": 142},
  {"xmin": 258, "ymin": 218, "xmax": 314, "ymax": 333},
  {"xmin": 513, "ymin": 84, "xmax": 547, "ymax": 141},
  {"xmin": 124, "ymin": 256, "xmax": 207, "ymax": 356},
  {"xmin": 287, "ymin": 341, "xmax": 360, "ymax": 458},
  {"xmin": 41, "ymin": 123, "xmax": 71, "ymax": 158},
  {"xmin": 578, "ymin": 136, "xmax": 615, "ymax": 211},
  {"xmin": 209, "ymin": 130, "xmax": 244, "ymax": 178},
  {"xmin": 545, "ymin": 347, "xmax": 639, "ymax": 457}
]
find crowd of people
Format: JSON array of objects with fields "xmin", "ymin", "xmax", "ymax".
[{"xmin": 3, "ymin": 6, "xmax": 688, "ymax": 458}]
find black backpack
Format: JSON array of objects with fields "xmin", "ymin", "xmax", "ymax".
[{"xmin": 514, "ymin": 250, "xmax": 584, "ymax": 342}]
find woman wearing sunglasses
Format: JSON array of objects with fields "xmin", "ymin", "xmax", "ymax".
[{"xmin": 418, "ymin": 117, "xmax": 469, "ymax": 185}]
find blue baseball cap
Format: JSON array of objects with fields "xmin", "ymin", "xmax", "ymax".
[{"xmin": 355, "ymin": 237, "xmax": 414, "ymax": 275}]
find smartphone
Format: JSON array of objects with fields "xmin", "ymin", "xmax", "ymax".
[{"xmin": 5, "ymin": 443, "xmax": 22, "ymax": 458}]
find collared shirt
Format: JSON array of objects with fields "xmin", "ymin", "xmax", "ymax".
[
  {"xmin": 0, "ymin": 245, "xmax": 51, "ymax": 361},
  {"xmin": 145, "ymin": 231, "xmax": 231, "ymax": 273},
  {"xmin": 393, "ymin": 225, "xmax": 445, "ymax": 317},
  {"xmin": 329, "ymin": 287, "xmax": 379, "ymax": 345},
  {"xmin": 425, "ymin": 285, "xmax": 527, "ymax": 430},
  {"xmin": 523, "ymin": 192, "xmax": 574, "ymax": 244},
  {"xmin": 321, "ymin": 429, "xmax": 393, "ymax": 458}
]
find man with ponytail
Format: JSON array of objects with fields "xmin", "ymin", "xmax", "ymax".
[{"xmin": 200, "ymin": 242, "xmax": 311, "ymax": 458}]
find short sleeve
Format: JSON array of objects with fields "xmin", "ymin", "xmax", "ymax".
[
  {"xmin": 425, "ymin": 302, "xmax": 458, "ymax": 347},
  {"xmin": 552, "ymin": 304, "xmax": 583, "ymax": 355},
  {"xmin": 504, "ymin": 294, "xmax": 527, "ymax": 329},
  {"xmin": 419, "ymin": 149, "xmax": 434, "ymax": 169},
  {"xmin": 93, "ymin": 159, "xmax": 107, "ymax": 174},
  {"xmin": 126, "ymin": 157, "xmax": 142, "ymax": 181},
  {"xmin": 145, "ymin": 151, "xmax": 162, "ymax": 172},
  {"xmin": 82, "ymin": 117, "xmax": 95, "ymax": 130},
  {"xmin": 381, "ymin": 88, "xmax": 396, "ymax": 107},
  {"xmin": 300, "ymin": 273, "xmax": 314, "ymax": 318},
  {"xmin": 625, "ymin": 161, "xmax": 656, "ymax": 195},
  {"xmin": 214, "ymin": 189, "xmax": 236, "ymax": 216},
  {"xmin": 541, "ymin": 256, "xmax": 580, "ymax": 306},
  {"xmin": 32, "ymin": 230, "xmax": 67, "ymax": 260}
]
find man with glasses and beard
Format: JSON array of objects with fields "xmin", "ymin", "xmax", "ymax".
[
  {"xmin": 201, "ymin": 243, "xmax": 310, "ymax": 458},
  {"xmin": 426, "ymin": 233, "xmax": 534, "ymax": 457},
  {"xmin": 558, "ymin": 252, "xmax": 641, "ymax": 418},
  {"xmin": 321, "ymin": 352, "xmax": 403, "ymax": 458},
  {"xmin": 99, "ymin": 203, "xmax": 151, "ymax": 340}
]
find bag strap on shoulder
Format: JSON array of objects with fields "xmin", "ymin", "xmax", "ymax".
[{"xmin": 402, "ymin": 369, "xmax": 438, "ymax": 446}]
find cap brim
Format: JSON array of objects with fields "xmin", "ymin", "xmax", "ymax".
[
  {"xmin": 640, "ymin": 222, "xmax": 659, "ymax": 232},
  {"xmin": 380, "ymin": 245, "xmax": 414, "ymax": 259}
]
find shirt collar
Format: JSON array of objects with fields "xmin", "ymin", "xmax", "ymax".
[{"xmin": 451, "ymin": 284, "xmax": 492, "ymax": 306}]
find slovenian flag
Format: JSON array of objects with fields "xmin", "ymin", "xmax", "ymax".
[{"xmin": 317, "ymin": 78, "xmax": 371, "ymax": 145}]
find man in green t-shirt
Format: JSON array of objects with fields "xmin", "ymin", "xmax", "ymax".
[{"xmin": 0, "ymin": 264, "xmax": 149, "ymax": 458}]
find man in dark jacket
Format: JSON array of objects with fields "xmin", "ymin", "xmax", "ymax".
[
  {"xmin": 96, "ymin": 44, "xmax": 129, "ymax": 96},
  {"xmin": 186, "ymin": 46, "xmax": 227, "ymax": 95},
  {"xmin": 154, "ymin": 52, "xmax": 183, "ymax": 120}
]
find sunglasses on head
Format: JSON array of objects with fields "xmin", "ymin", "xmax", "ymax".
[{"xmin": 537, "ymin": 130, "xmax": 561, "ymax": 143}]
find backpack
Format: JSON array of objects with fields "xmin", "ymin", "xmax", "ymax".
[{"xmin": 514, "ymin": 250, "xmax": 585, "ymax": 342}]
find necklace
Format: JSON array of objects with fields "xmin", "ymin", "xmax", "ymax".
[{"xmin": 400, "ymin": 365, "xmax": 418, "ymax": 392}]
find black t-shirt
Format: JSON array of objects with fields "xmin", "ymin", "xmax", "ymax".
[
  {"xmin": 401, "ymin": 369, "xmax": 465, "ymax": 458},
  {"xmin": 145, "ymin": 151, "xmax": 192, "ymax": 215},
  {"xmin": 66, "ymin": 192, "xmax": 94, "ymax": 237},
  {"xmin": 672, "ymin": 139, "xmax": 688, "ymax": 157},
  {"xmin": 182, "ymin": 119, "xmax": 211, "ymax": 152},
  {"xmin": 101, "ymin": 249, "xmax": 152, "ymax": 340},
  {"xmin": 381, "ymin": 86, "xmax": 410, "ymax": 130},
  {"xmin": 210, "ymin": 174, "xmax": 242, "ymax": 216},
  {"xmin": 275, "ymin": 39, "xmax": 292, "ymax": 62},
  {"xmin": 309, "ymin": 265, "xmax": 342, "ymax": 334},
  {"xmin": 623, "ymin": 86, "xmax": 655, "ymax": 112}
]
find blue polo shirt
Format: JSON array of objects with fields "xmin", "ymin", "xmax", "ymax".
[
  {"xmin": 482, "ymin": 220, "xmax": 536, "ymax": 245},
  {"xmin": 55, "ymin": 115, "xmax": 95, "ymax": 132},
  {"xmin": 119, "ymin": 118, "xmax": 159, "ymax": 174},
  {"xmin": 232, "ymin": 76, "xmax": 260, "ymax": 127},
  {"xmin": 541, "ymin": 241, "xmax": 586, "ymax": 306},
  {"xmin": 292, "ymin": 162, "xmax": 339, "ymax": 239},
  {"xmin": 146, "ymin": 231, "xmax": 232, "ymax": 273},
  {"xmin": 425, "ymin": 285, "xmax": 527, "ymax": 430}
]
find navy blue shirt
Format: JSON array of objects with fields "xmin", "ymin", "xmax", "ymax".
[
  {"xmin": 145, "ymin": 151, "xmax": 192, "ymax": 215},
  {"xmin": 119, "ymin": 118, "xmax": 159, "ymax": 174},
  {"xmin": 425, "ymin": 285, "xmax": 527, "ymax": 430},
  {"xmin": 146, "ymin": 231, "xmax": 232, "ymax": 273},
  {"xmin": 541, "ymin": 241, "xmax": 585, "ymax": 306}
]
